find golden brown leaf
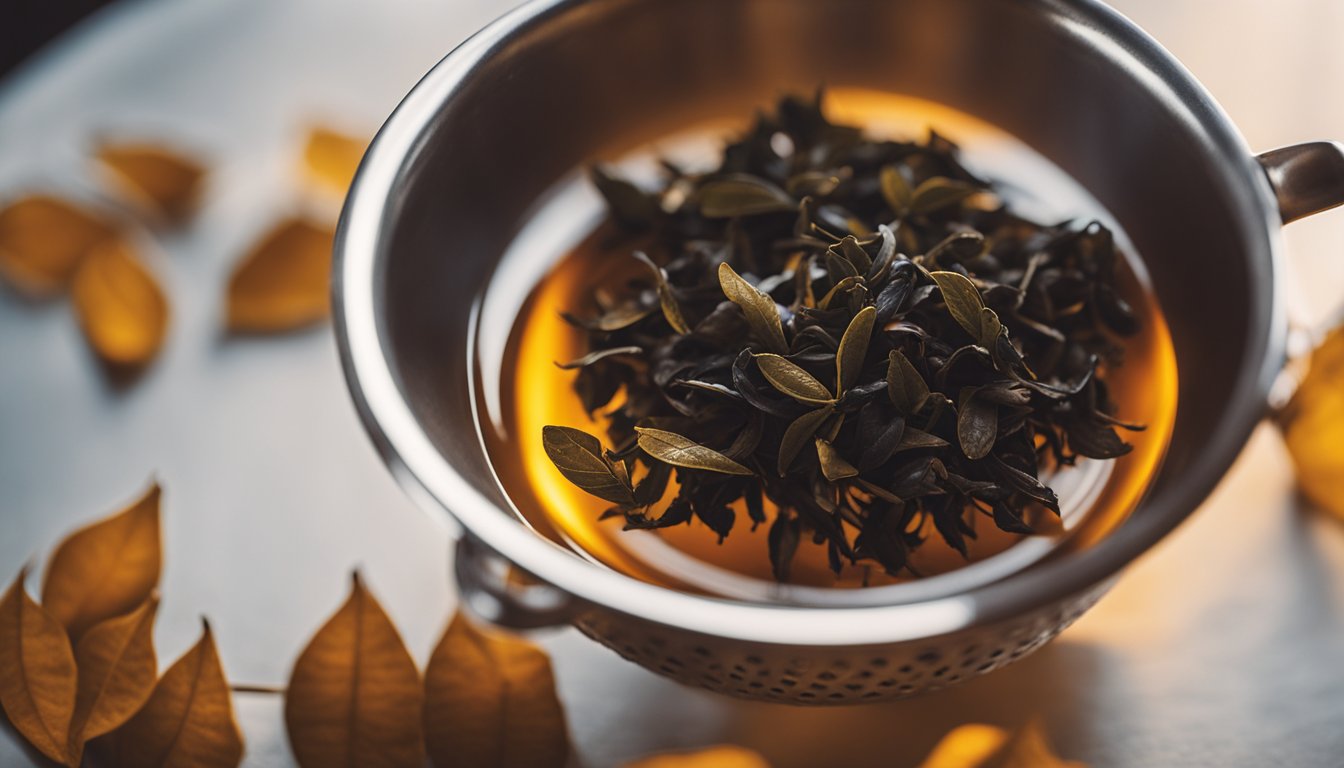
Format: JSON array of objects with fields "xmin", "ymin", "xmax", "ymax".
[
  {"xmin": 918, "ymin": 721, "xmax": 1085, "ymax": 768},
  {"xmin": 623, "ymin": 746, "xmax": 772, "ymax": 768},
  {"xmin": 0, "ymin": 569, "xmax": 78, "ymax": 765},
  {"xmin": 980, "ymin": 719, "xmax": 1084, "ymax": 768},
  {"xmin": 917, "ymin": 724, "xmax": 1009, "ymax": 768},
  {"xmin": 70, "ymin": 597, "xmax": 159, "ymax": 747},
  {"xmin": 423, "ymin": 612, "xmax": 568, "ymax": 768},
  {"xmin": 302, "ymin": 126, "xmax": 368, "ymax": 193},
  {"xmin": 95, "ymin": 142, "xmax": 206, "ymax": 222},
  {"xmin": 1281, "ymin": 325, "xmax": 1344, "ymax": 521},
  {"xmin": 0, "ymin": 195, "xmax": 116, "ymax": 297},
  {"xmin": 226, "ymin": 218, "xmax": 334, "ymax": 333},
  {"xmin": 284, "ymin": 572, "xmax": 424, "ymax": 768},
  {"xmin": 41, "ymin": 483, "xmax": 162, "ymax": 641},
  {"xmin": 70, "ymin": 240, "xmax": 170, "ymax": 368},
  {"xmin": 106, "ymin": 620, "xmax": 243, "ymax": 767}
]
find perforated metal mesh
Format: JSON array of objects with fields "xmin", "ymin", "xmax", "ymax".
[{"xmin": 574, "ymin": 582, "xmax": 1108, "ymax": 704}]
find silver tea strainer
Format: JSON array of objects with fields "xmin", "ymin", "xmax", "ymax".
[{"xmin": 334, "ymin": 0, "xmax": 1344, "ymax": 703}]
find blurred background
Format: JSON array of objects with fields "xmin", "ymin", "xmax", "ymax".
[{"xmin": 1, "ymin": 1, "xmax": 1342, "ymax": 766}]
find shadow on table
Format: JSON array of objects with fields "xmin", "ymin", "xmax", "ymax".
[{"xmin": 725, "ymin": 638, "xmax": 1122, "ymax": 768}]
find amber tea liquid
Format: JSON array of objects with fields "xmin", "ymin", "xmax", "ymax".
[{"xmin": 475, "ymin": 89, "xmax": 1179, "ymax": 602}]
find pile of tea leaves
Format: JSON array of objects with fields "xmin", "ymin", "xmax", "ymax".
[{"xmin": 542, "ymin": 91, "xmax": 1141, "ymax": 582}]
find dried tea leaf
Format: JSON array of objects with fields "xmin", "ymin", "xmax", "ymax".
[
  {"xmin": 916, "ymin": 723, "xmax": 1008, "ymax": 768},
  {"xmin": 909, "ymin": 177, "xmax": 979, "ymax": 215},
  {"xmin": 592, "ymin": 167, "xmax": 660, "ymax": 229},
  {"xmin": 624, "ymin": 745, "xmax": 772, "ymax": 768},
  {"xmin": 0, "ymin": 195, "xmax": 116, "ymax": 297},
  {"xmin": 815, "ymin": 437, "xmax": 858, "ymax": 481},
  {"xmin": 301, "ymin": 127, "xmax": 367, "ymax": 193},
  {"xmin": 1280, "ymin": 325, "xmax": 1344, "ymax": 521},
  {"xmin": 778, "ymin": 406, "xmax": 833, "ymax": 475},
  {"xmin": 634, "ymin": 252, "xmax": 690, "ymax": 334},
  {"xmin": 635, "ymin": 427, "xmax": 753, "ymax": 476},
  {"xmin": 698, "ymin": 175, "xmax": 795, "ymax": 218},
  {"xmin": 880, "ymin": 165, "xmax": 913, "ymax": 214},
  {"xmin": 42, "ymin": 483, "xmax": 161, "ymax": 641},
  {"xmin": 107, "ymin": 620, "xmax": 243, "ymax": 768},
  {"xmin": 226, "ymin": 218, "xmax": 334, "ymax": 333},
  {"xmin": 957, "ymin": 391, "xmax": 999, "ymax": 460},
  {"xmin": 718, "ymin": 262, "xmax": 787, "ymax": 354},
  {"xmin": 767, "ymin": 514, "xmax": 801, "ymax": 582},
  {"xmin": 70, "ymin": 597, "xmax": 158, "ymax": 747},
  {"xmin": 542, "ymin": 426, "xmax": 636, "ymax": 504},
  {"xmin": 898, "ymin": 427, "xmax": 950, "ymax": 450},
  {"xmin": 555, "ymin": 346, "xmax": 642, "ymax": 370},
  {"xmin": 887, "ymin": 350, "xmax": 930, "ymax": 414},
  {"xmin": 0, "ymin": 569, "xmax": 77, "ymax": 765},
  {"xmin": 836, "ymin": 305, "xmax": 876, "ymax": 393},
  {"xmin": 285, "ymin": 573, "xmax": 423, "ymax": 768},
  {"xmin": 930, "ymin": 270, "xmax": 985, "ymax": 340},
  {"xmin": 981, "ymin": 719, "xmax": 1085, "ymax": 768},
  {"xmin": 424, "ymin": 612, "xmax": 568, "ymax": 768},
  {"xmin": 753, "ymin": 353, "xmax": 832, "ymax": 404},
  {"xmin": 70, "ymin": 239, "xmax": 169, "ymax": 368},
  {"xmin": 837, "ymin": 235, "xmax": 872, "ymax": 274},
  {"xmin": 96, "ymin": 142, "xmax": 206, "ymax": 222}
]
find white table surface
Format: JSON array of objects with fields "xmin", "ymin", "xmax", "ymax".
[{"xmin": 1, "ymin": 1, "xmax": 1342, "ymax": 766}]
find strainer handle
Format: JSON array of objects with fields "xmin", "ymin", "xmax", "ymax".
[
  {"xmin": 453, "ymin": 534, "xmax": 584, "ymax": 629},
  {"xmin": 1257, "ymin": 141, "xmax": 1344, "ymax": 224}
]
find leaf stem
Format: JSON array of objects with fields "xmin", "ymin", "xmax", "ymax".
[{"xmin": 229, "ymin": 683, "xmax": 286, "ymax": 695}]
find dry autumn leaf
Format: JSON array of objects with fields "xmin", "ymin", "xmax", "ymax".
[
  {"xmin": 70, "ymin": 239, "xmax": 170, "ymax": 369},
  {"xmin": 105, "ymin": 619, "xmax": 243, "ymax": 767},
  {"xmin": 423, "ymin": 612, "xmax": 568, "ymax": 768},
  {"xmin": 917, "ymin": 724, "xmax": 1009, "ymax": 768},
  {"xmin": 70, "ymin": 597, "xmax": 159, "ymax": 749},
  {"xmin": 41, "ymin": 482, "xmax": 162, "ymax": 641},
  {"xmin": 284, "ymin": 572, "xmax": 424, "ymax": 768},
  {"xmin": 0, "ymin": 195, "xmax": 116, "ymax": 297},
  {"xmin": 918, "ymin": 720, "xmax": 1084, "ymax": 768},
  {"xmin": 0, "ymin": 569, "xmax": 78, "ymax": 765},
  {"xmin": 95, "ymin": 141, "xmax": 207, "ymax": 222},
  {"xmin": 226, "ymin": 217, "xmax": 334, "ymax": 333},
  {"xmin": 980, "ymin": 719, "xmax": 1084, "ymax": 768},
  {"xmin": 302, "ymin": 126, "xmax": 368, "ymax": 193},
  {"xmin": 1280, "ymin": 324, "xmax": 1344, "ymax": 521},
  {"xmin": 623, "ymin": 745, "xmax": 772, "ymax": 768}
]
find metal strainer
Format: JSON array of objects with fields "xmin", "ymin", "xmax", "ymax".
[{"xmin": 335, "ymin": 0, "xmax": 1344, "ymax": 703}]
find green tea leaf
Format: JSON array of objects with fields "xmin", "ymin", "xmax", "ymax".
[
  {"xmin": 753, "ymin": 354, "xmax": 833, "ymax": 404},
  {"xmin": 634, "ymin": 251, "xmax": 690, "ymax": 334},
  {"xmin": 698, "ymin": 174, "xmax": 796, "ymax": 218},
  {"xmin": 887, "ymin": 349, "xmax": 930, "ymax": 414},
  {"xmin": 635, "ymin": 428, "xmax": 754, "ymax": 476},
  {"xmin": 930, "ymin": 270, "xmax": 985, "ymax": 340},
  {"xmin": 541, "ymin": 426, "xmax": 636, "ymax": 504},
  {"xmin": 909, "ymin": 177, "xmax": 978, "ymax": 215},
  {"xmin": 778, "ymin": 406, "xmax": 833, "ymax": 475},
  {"xmin": 718, "ymin": 262, "xmax": 787, "ymax": 354},
  {"xmin": 815, "ymin": 438, "xmax": 858, "ymax": 481},
  {"xmin": 957, "ymin": 390, "xmax": 998, "ymax": 460},
  {"xmin": 836, "ymin": 306, "xmax": 876, "ymax": 393}
]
